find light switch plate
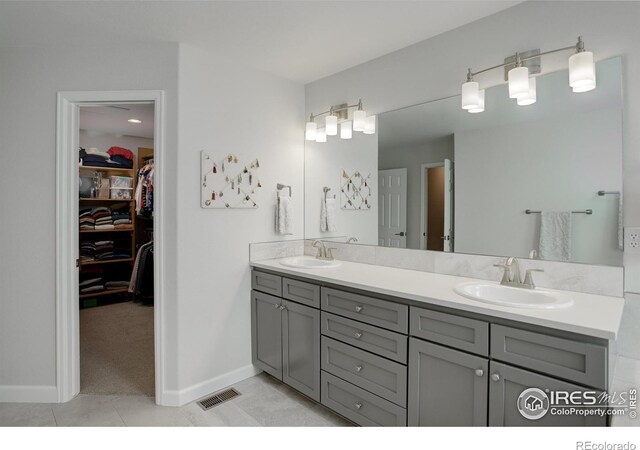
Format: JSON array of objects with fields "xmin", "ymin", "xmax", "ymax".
[{"xmin": 625, "ymin": 227, "xmax": 640, "ymax": 253}]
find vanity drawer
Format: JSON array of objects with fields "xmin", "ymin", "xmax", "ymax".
[
  {"xmin": 282, "ymin": 277, "xmax": 320, "ymax": 308},
  {"xmin": 321, "ymin": 287, "xmax": 408, "ymax": 333},
  {"xmin": 321, "ymin": 371, "xmax": 407, "ymax": 427},
  {"xmin": 321, "ymin": 312, "xmax": 408, "ymax": 364},
  {"xmin": 321, "ymin": 336, "xmax": 407, "ymax": 407},
  {"xmin": 410, "ymin": 307, "xmax": 489, "ymax": 357},
  {"xmin": 251, "ymin": 271, "xmax": 282, "ymax": 297},
  {"xmin": 490, "ymin": 324, "xmax": 607, "ymax": 389}
]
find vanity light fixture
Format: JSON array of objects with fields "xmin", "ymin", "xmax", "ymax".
[
  {"xmin": 461, "ymin": 36, "xmax": 595, "ymax": 113},
  {"xmin": 305, "ymin": 99, "xmax": 375, "ymax": 142}
]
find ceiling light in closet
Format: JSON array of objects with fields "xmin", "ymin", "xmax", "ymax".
[{"xmin": 128, "ymin": 118, "xmax": 143, "ymax": 124}]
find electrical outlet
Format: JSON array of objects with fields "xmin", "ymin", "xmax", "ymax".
[{"xmin": 625, "ymin": 227, "xmax": 640, "ymax": 253}]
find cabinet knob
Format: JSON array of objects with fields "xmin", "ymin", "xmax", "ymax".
[
  {"xmin": 475, "ymin": 369, "xmax": 484, "ymax": 377},
  {"xmin": 354, "ymin": 332, "xmax": 363, "ymax": 339},
  {"xmin": 279, "ymin": 305, "xmax": 286, "ymax": 311},
  {"xmin": 355, "ymin": 364, "xmax": 363, "ymax": 373},
  {"xmin": 274, "ymin": 303, "xmax": 280, "ymax": 309},
  {"xmin": 355, "ymin": 305, "xmax": 364, "ymax": 313},
  {"xmin": 355, "ymin": 402, "xmax": 363, "ymax": 410},
  {"xmin": 491, "ymin": 373, "xmax": 501, "ymax": 382}
]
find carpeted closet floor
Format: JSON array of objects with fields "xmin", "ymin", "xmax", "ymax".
[{"xmin": 80, "ymin": 301, "xmax": 155, "ymax": 397}]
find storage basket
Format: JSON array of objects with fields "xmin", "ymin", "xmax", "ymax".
[
  {"xmin": 110, "ymin": 187, "xmax": 133, "ymax": 199},
  {"xmin": 109, "ymin": 176, "xmax": 133, "ymax": 188}
]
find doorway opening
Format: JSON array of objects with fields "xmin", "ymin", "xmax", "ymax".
[
  {"xmin": 420, "ymin": 160, "xmax": 454, "ymax": 252},
  {"xmin": 56, "ymin": 91, "xmax": 165, "ymax": 404}
]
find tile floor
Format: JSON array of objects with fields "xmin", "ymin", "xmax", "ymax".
[
  {"xmin": 0, "ymin": 373, "xmax": 352, "ymax": 427},
  {"xmin": 2, "ymin": 358, "xmax": 640, "ymax": 427}
]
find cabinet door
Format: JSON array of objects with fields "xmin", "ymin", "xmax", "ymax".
[
  {"xmin": 408, "ymin": 338, "xmax": 488, "ymax": 426},
  {"xmin": 282, "ymin": 299, "xmax": 320, "ymax": 401},
  {"xmin": 488, "ymin": 361, "xmax": 606, "ymax": 427},
  {"xmin": 251, "ymin": 290, "xmax": 283, "ymax": 380}
]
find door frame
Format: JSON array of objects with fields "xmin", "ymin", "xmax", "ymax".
[
  {"xmin": 419, "ymin": 162, "xmax": 445, "ymax": 250},
  {"xmin": 55, "ymin": 90, "xmax": 166, "ymax": 404}
]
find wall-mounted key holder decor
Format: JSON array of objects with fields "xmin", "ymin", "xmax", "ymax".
[
  {"xmin": 201, "ymin": 151, "xmax": 261, "ymax": 209},
  {"xmin": 340, "ymin": 169, "xmax": 371, "ymax": 210}
]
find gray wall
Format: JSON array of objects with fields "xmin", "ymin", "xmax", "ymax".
[{"xmin": 379, "ymin": 136, "xmax": 454, "ymax": 250}]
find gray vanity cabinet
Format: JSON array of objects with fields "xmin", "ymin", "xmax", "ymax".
[
  {"xmin": 408, "ymin": 338, "xmax": 488, "ymax": 426},
  {"xmin": 488, "ymin": 361, "xmax": 607, "ymax": 427},
  {"xmin": 251, "ymin": 287, "xmax": 321, "ymax": 402}
]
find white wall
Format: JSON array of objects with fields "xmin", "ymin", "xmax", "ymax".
[
  {"xmin": 79, "ymin": 130, "xmax": 154, "ymax": 159},
  {"xmin": 379, "ymin": 136, "xmax": 454, "ymax": 250},
  {"xmin": 305, "ymin": 1, "xmax": 640, "ymax": 293},
  {"xmin": 455, "ymin": 108, "xmax": 623, "ymax": 265},
  {"xmin": 305, "ymin": 130, "xmax": 378, "ymax": 245},
  {"xmin": 175, "ymin": 45, "xmax": 305, "ymax": 402},
  {"xmin": 0, "ymin": 44, "xmax": 180, "ymax": 400}
]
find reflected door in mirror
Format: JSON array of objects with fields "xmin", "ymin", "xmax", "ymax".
[{"xmin": 379, "ymin": 168, "xmax": 407, "ymax": 248}]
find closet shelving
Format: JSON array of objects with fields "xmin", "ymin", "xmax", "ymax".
[{"xmin": 79, "ymin": 164, "xmax": 137, "ymax": 305}]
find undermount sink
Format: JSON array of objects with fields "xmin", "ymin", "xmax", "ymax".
[
  {"xmin": 279, "ymin": 256, "xmax": 341, "ymax": 269},
  {"xmin": 454, "ymin": 281, "xmax": 574, "ymax": 310}
]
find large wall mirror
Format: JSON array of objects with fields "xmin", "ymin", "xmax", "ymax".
[{"xmin": 304, "ymin": 57, "xmax": 623, "ymax": 266}]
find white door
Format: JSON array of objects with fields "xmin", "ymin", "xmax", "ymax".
[
  {"xmin": 378, "ymin": 168, "xmax": 407, "ymax": 248},
  {"xmin": 443, "ymin": 159, "xmax": 454, "ymax": 252}
]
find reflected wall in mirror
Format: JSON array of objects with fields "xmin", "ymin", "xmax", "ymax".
[{"xmin": 305, "ymin": 57, "xmax": 623, "ymax": 266}]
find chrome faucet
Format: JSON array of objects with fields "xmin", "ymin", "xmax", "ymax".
[
  {"xmin": 493, "ymin": 257, "xmax": 544, "ymax": 289},
  {"xmin": 312, "ymin": 240, "xmax": 337, "ymax": 261}
]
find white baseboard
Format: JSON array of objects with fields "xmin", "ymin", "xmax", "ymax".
[
  {"xmin": 0, "ymin": 385, "xmax": 58, "ymax": 403},
  {"xmin": 160, "ymin": 364, "xmax": 261, "ymax": 407}
]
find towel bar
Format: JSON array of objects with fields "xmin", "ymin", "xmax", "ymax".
[
  {"xmin": 277, "ymin": 183, "xmax": 292, "ymax": 196},
  {"xmin": 525, "ymin": 209, "xmax": 592, "ymax": 215}
]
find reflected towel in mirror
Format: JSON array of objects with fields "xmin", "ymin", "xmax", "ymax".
[
  {"xmin": 321, "ymin": 197, "xmax": 337, "ymax": 232},
  {"xmin": 539, "ymin": 211, "xmax": 572, "ymax": 262}
]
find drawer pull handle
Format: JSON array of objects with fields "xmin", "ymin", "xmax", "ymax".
[
  {"xmin": 355, "ymin": 305, "xmax": 364, "ymax": 313},
  {"xmin": 355, "ymin": 365, "xmax": 363, "ymax": 373},
  {"xmin": 355, "ymin": 402, "xmax": 363, "ymax": 410},
  {"xmin": 491, "ymin": 373, "xmax": 500, "ymax": 382},
  {"xmin": 354, "ymin": 332, "xmax": 363, "ymax": 339},
  {"xmin": 475, "ymin": 369, "xmax": 484, "ymax": 377}
]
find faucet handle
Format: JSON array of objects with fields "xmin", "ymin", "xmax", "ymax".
[
  {"xmin": 326, "ymin": 247, "xmax": 337, "ymax": 260},
  {"xmin": 523, "ymin": 269, "xmax": 544, "ymax": 288},
  {"xmin": 493, "ymin": 264, "xmax": 511, "ymax": 284}
]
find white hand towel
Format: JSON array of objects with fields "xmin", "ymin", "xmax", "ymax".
[
  {"xmin": 320, "ymin": 197, "xmax": 327, "ymax": 232},
  {"xmin": 539, "ymin": 211, "xmax": 572, "ymax": 261},
  {"xmin": 277, "ymin": 194, "xmax": 293, "ymax": 235},
  {"xmin": 618, "ymin": 193, "xmax": 624, "ymax": 250},
  {"xmin": 325, "ymin": 198, "xmax": 337, "ymax": 232}
]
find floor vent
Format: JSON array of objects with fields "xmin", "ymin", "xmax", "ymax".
[{"xmin": 197, "ymin": 388, "xmax": 241, "ymax": 411}]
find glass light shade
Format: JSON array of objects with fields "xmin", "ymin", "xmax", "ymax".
[
  {"xmin": 517, "ymin": 77, "xmax": 537, "ymax": 106},
  {"xmin": 508, "ymin": 66, "xmax": 530, "ymax": 99},
  {"xmin": 353, "ymin": 110, "xmax": 366, "ymax": 131},
  {"xmin": 315, "ymin": 129, "xmax": 326, "ymax": 143},
  {"xmin": 569, "ymin": 51, "xmax": 596, "ymax": 93},
  {"xmin": 305, "ymin": 122, "xmax": 317, "ymax": 141},
  {"xmin": 461, "ymin": 81, "xmax": 480, "ymax": 110},
  {"xmin": 340, "ymin": 121, "xmax": 353, "ymax": 139},
  {"xmin": 363, "ymin": 115, "xmax": 376, "ymax": 134},
  {"xmin": 468, "ymin": 89, "xmax": 485, "ymax": 113},
  {"xmin": 325, "ymin": 115, "xmax": 338, "ymax": 136}
]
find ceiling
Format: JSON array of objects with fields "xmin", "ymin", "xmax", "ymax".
[
  {"xmin": 80, "ymin": 104, "xmax": 155, "ymax": 138},
  {"xmin": 0, "ymin": 1, "xmax": 520, "ymax": 83}
]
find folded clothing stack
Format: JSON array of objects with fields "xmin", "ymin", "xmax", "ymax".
[
  {"xmin": 93, "ymin": 207, "xmax": 114, "ymax": 230},
  {"xmin": 79, "ymin": 146, "xmax": 134, "ymax": 169},
  {"xmin": 79, "ymin": 269, "xmax": 104, "ymax": 293},
  {"xmin": 107, "ymin": 147, "xmax": 134, "ymax": 169},
  {"xmin": 80, "ymin": 241, "xmax": 97, "ymax": 261},
  {"xmin": 95, "ymin": 240, "xmax": 114, "ymax": 260},
  {"xmin": 79, "ymin": 208, "xmax": 95, "ymax": 230},
  {"xmin": 103, "ymin": 267, "xmax": 131, "ymax": 290},
  {"xmin": 112, "ymin": 208, "xmax": 132, "ymax": 228}
]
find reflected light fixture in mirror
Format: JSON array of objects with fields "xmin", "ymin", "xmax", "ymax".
[
  {"xmin": 461, "ymin": 36, "xmax": 596, "ymax": 113},
  {"xmin": 306, "ymin": 99, "xmax": 375, "ymax": 143},
  {"xmin": 468, "ymin": 89, "xmax": 485, "ymax": 113}
]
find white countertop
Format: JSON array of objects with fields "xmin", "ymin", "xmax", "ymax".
[{"xmin": 251, "ymin": 258, "xmax": 625, "ymax": 340}]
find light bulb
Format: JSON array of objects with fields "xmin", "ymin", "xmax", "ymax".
[
  {"xmin": 353, "ymin": 110, "xmax": 366, "ymax": 131},
  {"xmin": 517, "ymin": 77, "xmax": 537, "ymax": 106},
  {"xmin": 315, "ymin": 129, "xmax": 326, "ymax": 143},
  {"xmin": 569, "ymin": 51, "xmax": 596, "ymax": 93},
  {"xmin": 461, "ymin": 81, "xmax": 480, "ymax": 110},
  {"xmin": 468, "ymin": 89, "xmax": 485, "ymax": 113},
  {"xmin": 325, "ymin": 115, "xmax": 338, "ymax": 136},
  {"xmin": 305, "ymin": 122, "xmax": 317, "ymax": 141},
  {"xmin": 340, "ymin": 121, "xmax": 353, "ymax": 139},
  {"xmin": 363, "ymin": 116, "xmax": 376, "ymax": 135},
  {"xmin": 508, "ymin": 66, "xmax": 530, "ymax": 99}
]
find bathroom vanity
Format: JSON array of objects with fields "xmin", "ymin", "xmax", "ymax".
[{"xmin": 250, "ymin": 258, "xmax": 624, "ymax": 427}]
